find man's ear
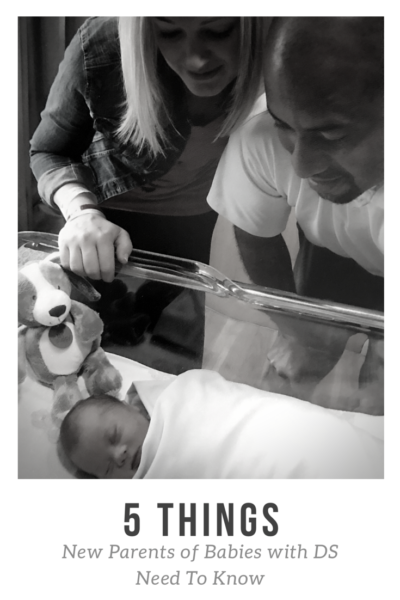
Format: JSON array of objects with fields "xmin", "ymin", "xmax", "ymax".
[{"xmin": 46, "ymin": 253, "xmax": 101, "ymax": 302}]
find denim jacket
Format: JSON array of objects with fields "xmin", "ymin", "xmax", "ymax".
[{"xmin": 30, "ymin": 17, "xmax": 196, "ymax": 207}]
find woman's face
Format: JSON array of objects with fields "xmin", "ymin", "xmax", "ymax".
[{"xmin": 153, "ymin": 17, "xmax": 241, "ymax": 97}]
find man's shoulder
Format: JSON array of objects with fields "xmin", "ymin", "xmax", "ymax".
[
  {"xmin": 228, "ymin": 110, "xmax": 295, "ymax": 191},
  {"xmin": 80, "ymin": 17, "xmax": 120, "ymax": 65},
  {"xmin": 231, "ymin": 110, "xmax": 289, "ymax": 161},
  {"xmin": 235, "ymin": 110, "xmax": 275, "ymax": 139}
]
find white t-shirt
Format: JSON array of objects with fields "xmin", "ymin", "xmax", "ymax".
[{"xmin": 207, "ymin": 111, "xmax": 384, "ymax": 277}]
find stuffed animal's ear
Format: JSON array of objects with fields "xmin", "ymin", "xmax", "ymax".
[
  {"xmin": 45, "ymin": 254, "xmax": 101, "ymax": 302},
  {"xmin": 63, "ymin": 269, "xmax": 101, "ymax": 302}
]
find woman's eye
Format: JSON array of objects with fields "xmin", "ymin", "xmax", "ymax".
[
  {"xmin": 206, "ymin": 25, "xmax": 235, "ymax": 39},
  {"xmin": 157, "ymin": 30, "xmax": 182, "ymax": 40}
]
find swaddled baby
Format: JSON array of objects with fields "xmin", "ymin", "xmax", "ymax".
[
  {"xmin": 59, "ymin": 391, "xmax": 149, "ymax": 478},
  {"xmin": 59, "ymin": 369, "xmax": 383, "ymax": 480}
]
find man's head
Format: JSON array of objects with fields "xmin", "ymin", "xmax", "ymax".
[
  {"xmin": 59, "ymin": 394, "xmax": 149, "ymax": 479},
  {"xmin": 264, "ymin": 17, "xmax": 383, "ymax": 204}
]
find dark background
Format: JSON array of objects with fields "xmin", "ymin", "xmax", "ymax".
[{"xmin": 18, "ymin": 17, "xmax": 88, "ymax": 233}]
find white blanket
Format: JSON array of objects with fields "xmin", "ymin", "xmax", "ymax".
[{"xmin": 135, "ymin": 370, "xmax": 384, "ymax": 479}]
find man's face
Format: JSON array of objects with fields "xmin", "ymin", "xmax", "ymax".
[
  {"xmin": 71, "ymin": 403, "xmax": 149, "ymax": 479},
  {"xmin": 264, "ymin": 65, "xmax": 384, "ymax": 204}
]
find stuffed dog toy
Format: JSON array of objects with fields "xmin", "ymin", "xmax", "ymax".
[{"xmin": 18, "ymin": 256, "xmax": 122, "ymax": 425}]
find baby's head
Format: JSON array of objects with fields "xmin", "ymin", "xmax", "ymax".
[{"xmin": 59, "ymin": 394, "xmax": 149, "ymax": 479}]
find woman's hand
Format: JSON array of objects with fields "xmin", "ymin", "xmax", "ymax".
[{"xmin": 58, "ymin": 213, "xmax": 133, "ymax": 282}]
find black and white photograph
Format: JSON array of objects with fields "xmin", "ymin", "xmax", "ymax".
[
  {"xmin": 10, "ymin": 4, "xmax": 397, "ymax": 599},
  {"xmin": 18, "ymin": 15, "xmax": 384, "ymax": 480}
]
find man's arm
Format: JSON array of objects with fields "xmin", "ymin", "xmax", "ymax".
[
  {"xmin": 233, "ymin": 225, "xmax": 351, "ymax": 390},
  {"xmin": 233, "ymin": 226, "xmax": 295, "ymax": 293}
]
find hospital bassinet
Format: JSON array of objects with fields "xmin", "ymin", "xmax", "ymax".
[{"xmin": 18, "ymin": 231, "xmax": 384, "ymax": 479}]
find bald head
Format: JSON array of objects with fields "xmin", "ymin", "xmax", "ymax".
[
  {"xmin": 265, "ymin": 17, "xmax": 383, "ymax": 113},
  {"xmin": 263, "ymin": 17, "xmax": 384, "ymax": 203}
]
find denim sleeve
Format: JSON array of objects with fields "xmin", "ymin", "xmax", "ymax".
[{"xmin": 30, "ymin": 26, "xmax": 96, "ymax": 208}]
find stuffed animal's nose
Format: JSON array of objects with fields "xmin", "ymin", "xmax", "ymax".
[
  {"xmin": 33, "ymin": 291, "xmax": 71, "ymax": 326},
  {"xmin": 49, "ymin": 305, "xmax": 67, "ymax": 318}
]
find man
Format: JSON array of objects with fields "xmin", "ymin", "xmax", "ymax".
[{"xmin": 207, "ymin": 17, "xmax": 383, "ymax": 409}]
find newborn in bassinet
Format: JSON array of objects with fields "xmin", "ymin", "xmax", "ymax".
[
  {"xmin": 59, "ymin": 369, "xmax": 383, "ymax": 479},
  {"xmin": 59, "ymin": 392, "xmax": 150, "ymax": 479}
]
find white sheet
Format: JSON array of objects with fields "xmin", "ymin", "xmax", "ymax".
[{"xmin": 134, "ymin": 369, "xmax": 384, "ymax": 479}]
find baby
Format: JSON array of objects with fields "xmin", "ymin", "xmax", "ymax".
[
  {"xmin": 59, "ymin": 391, "xmax": 150, "ymax": 479},
  {"xmin": 58, "ymin": 369, "xmax": 383, "ymax": 480}
]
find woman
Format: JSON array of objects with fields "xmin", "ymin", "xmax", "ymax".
[{"xmin": 30, "ymin": 17, "xmax": 268, "ymax": 282}]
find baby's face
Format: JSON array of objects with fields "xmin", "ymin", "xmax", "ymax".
[{"xmin": 71, "ymin": 402, "xmax": 149, "ymax": 478}]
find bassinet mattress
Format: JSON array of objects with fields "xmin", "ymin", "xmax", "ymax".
[{"xmin": 18, "ymin": 354, "xmax": 383, "ymax": 479}]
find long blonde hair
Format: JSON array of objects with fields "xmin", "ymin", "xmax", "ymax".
[{"xmin": 117, "ymin": 17, "xmax": 269, "ymax": 157}]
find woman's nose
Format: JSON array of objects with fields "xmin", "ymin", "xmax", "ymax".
[{"xmin": 184, "ymin": 38, "xmax": 210, "ymax": 70}]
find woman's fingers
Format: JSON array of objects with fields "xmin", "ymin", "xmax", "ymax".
[
  {"xmin": 58, "ymin": 216, "xmax": 132, "ymax": 282},
  {"xmin": 114, "ymin": 227, "xmax": 133, "ymax": 265},
  {"xmin": 81, "ymin": 244, "xmax": 105, "ymax": 281},
  {"xmin": 96, "ymin": 239, "xmax": 116, "ymax": 282},
  {"xmin": 58, "ymin": 238, "xmax": 71, "ymax": 272},
  {"xmin": 67, "ymin": 244, "xmax": 85, "ymax": 278}
]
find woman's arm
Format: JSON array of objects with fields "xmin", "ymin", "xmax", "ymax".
[
  {"xmin": 29, "ymin": 26, "xmax": 132, "ymax": 281},
  {"xmin": 29, "ymin": 28, "xmax": 96, "ymax": 207}
]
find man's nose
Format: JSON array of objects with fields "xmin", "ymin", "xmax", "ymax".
[{"xmin": 290, "ymin": 135, "xmax": 329, "ymax": 179}]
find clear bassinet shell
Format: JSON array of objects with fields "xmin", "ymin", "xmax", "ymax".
[{"xmin": 18, "ymin": 231, "xmax": 384, "ymax": 416}]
